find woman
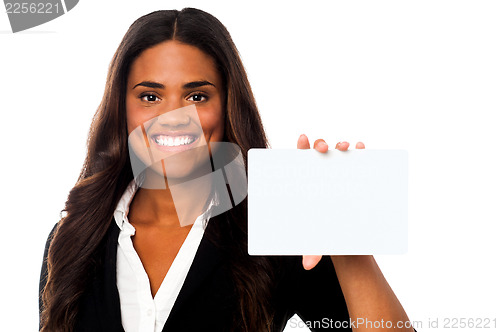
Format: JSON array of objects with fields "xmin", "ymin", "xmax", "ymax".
[{"xmin": 39, "ymin": 8, "xmax": 414, "ymax": 332}]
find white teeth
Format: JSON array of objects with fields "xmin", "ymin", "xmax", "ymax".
[{"xmin": 154, "ymin": 135, "xmax": 195, "ymax": 147}]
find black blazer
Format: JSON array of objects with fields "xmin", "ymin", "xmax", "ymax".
[{"xmin": 39, "ymin": 219, "xmax": 352, "ymax": 331}]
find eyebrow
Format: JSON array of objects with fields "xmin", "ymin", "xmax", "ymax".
[
  {"xmin": 183, "ymin": 80, "xmax": 216, "ymax": 89},
  {"xmin": 132, "ymin": 80, "xmax": 216, "ymax": 90}
]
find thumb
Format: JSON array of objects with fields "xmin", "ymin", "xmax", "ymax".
[{"xmin": 302, "ymin": 255, "xmax": 322, "ymax": 270}]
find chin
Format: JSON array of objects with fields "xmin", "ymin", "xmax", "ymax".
[{"xmin": 140, "ymin": 155, "xmax": 212, "ymax": 188}]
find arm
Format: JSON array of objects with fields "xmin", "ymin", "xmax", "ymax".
[{"xmin": 330, "ymin": 255, "xmax": 413, "ymax": 331}]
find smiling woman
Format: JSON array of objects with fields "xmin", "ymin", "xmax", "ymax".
[{"xmin": 38, "ymin": 7, "xmax": 414, "ymax": 332}]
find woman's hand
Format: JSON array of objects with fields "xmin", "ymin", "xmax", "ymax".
[{"xmin": 296, "ymin": 134, "xmax": 365, "ymax": 270}]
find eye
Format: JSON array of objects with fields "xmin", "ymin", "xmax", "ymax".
[
  {"xmin": 140, "ymin": 93, "xmax": 160, "ymax": 103},
  {"xmin": 187, "ymin": 93, "xmax": 208, "ymax": 103}
]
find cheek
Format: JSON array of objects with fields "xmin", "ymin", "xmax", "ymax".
[
  {"xmin": 199, "ymin": 108, "xmax": 224, "ymax": 138},
  {"xmin": 125, "ymin": 98, "xmax": 135, "ymax": 134}
]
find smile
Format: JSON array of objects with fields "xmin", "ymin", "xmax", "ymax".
[{"xmin": 153, "ymin": 134, "xmax": 197, "ymax": 147}]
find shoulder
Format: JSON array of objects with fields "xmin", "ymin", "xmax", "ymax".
[
  {"xmin": 41, "ymin": 222, "xmax": 59, "ymax": 266},
  {"xmin": 45, "ymin": 222, "xmax": 59, "ymax": 246},
  {"xmin": 39, "ymin": 222, "xmax": 60, "ymax": 327}
]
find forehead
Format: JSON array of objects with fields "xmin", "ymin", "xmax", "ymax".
[{"xmin": 127, "ymin": 40, "xmax": 221, "ymax": 88}]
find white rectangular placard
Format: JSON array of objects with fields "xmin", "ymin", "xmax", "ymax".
[{"xmin": 247, "ymin": 149, "xmax": 408, "ymax": 255}]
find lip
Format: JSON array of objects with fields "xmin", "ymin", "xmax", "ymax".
[{"xmin": 149, "ymin": 131, "xmax": 201, "ymax": 152}]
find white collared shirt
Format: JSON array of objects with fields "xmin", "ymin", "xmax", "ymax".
[{"xmin": 113, "ymin": 179, "xmax": 218, "ymax": 332}]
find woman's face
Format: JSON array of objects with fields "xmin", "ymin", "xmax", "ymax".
[{"xmin": 126, "ymin": 40, "xmax": 225, "ymax": 184}]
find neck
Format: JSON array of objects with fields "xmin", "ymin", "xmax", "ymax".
[{"xmin": 129, "ymin": 168, "xmax": 213, "ymax": 228}]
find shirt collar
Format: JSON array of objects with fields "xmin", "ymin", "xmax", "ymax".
[
  {"xmin": 113, "ymin": 179, "xmax": 140, "ymax": 231},
  {"xmin": 113, "ymin": 178, "xmax": 220, "ymax": 231}
]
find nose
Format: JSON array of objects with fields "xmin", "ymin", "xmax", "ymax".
[{"xmin": 157, "ymin": 104, "xmax": 191, "ymax": 128}]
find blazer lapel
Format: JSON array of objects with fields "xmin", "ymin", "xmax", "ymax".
[
  {"xmin": 91, "ymin": 221, "xmax": 124, "ymax": 331},
  {"xmin": 162, "ymin": 219, "xmax": 225, "ymax": 330}
]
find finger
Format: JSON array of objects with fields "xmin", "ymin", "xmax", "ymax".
[
  {"xmin": 297, "ymin": 134, "xmax": 311, "ymax": 149},
  {"xmin": 335, "ymin": 141, "xmax": 350, "ymax": 151},
  {"xmin": 355, "ymin": 142, "xmax": 365, "ymax": 149},
  {"xmin": 302, "ymin": 255, "xmax": 322, "ymax": 270},
  {"xmin": 313, "ymin": 139, "xmax": 329, "ymax": 153}
]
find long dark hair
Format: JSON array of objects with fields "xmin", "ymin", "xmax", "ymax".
[{"xmin": 41, "ymin": 8, "xmax": 278, "ymax": 332}]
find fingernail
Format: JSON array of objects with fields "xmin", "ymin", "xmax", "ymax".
[{"xmin": 317, "ymin": 141, "xmax": 327, "ymax": 149}]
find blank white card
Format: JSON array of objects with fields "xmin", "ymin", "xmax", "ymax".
[{"xmin": 247, "ymin": 149, "xmax": 408, "ymax": 255}]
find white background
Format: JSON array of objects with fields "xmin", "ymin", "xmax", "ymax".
[{"xmin": 1, "ymin": 1, "xmax": 499, "ymax": 331}]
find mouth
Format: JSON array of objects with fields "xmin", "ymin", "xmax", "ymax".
[{"xmin": 149, "ymin": 132, "xmax": 200, "ymax": 151}]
